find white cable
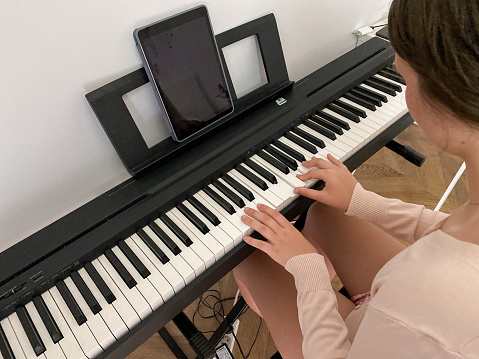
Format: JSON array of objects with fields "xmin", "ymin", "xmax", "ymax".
[
  {"xmin": 434, "ymin": 162, "xmax": 466, "ymax": 211},
  {"xmin": 233, "ymin": 288, "xmax": 240, "ymax": 306}
]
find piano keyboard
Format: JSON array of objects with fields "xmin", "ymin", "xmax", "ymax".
[{"xmin": 0, "ymin": 65, "xmax": 407, "ymax": 359}]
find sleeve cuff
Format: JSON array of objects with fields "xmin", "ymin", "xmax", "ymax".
[
  {"xmin": 284, "ymin": 253, "xmax": 331, "ymax": 293},
  {"xmin": 345, "ymin": 183, "xmax": 390, "ymax": 223}
]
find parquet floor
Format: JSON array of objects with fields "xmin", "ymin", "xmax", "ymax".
[{"xmin": 127, "ymin": 123, "xmax": 469, "ymax": 359}]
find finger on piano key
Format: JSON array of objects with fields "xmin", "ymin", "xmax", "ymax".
[
  {"xmin": 2, "ymin": 317, "xmax": 28, "ymax": 359},
  {"xmin": 257, "ymin": 150, "xmax": 289, "ymax": 174},
  {"xmin": 25, "ymin": 301, "xmax": 66, "ymax": 359},
  {"xmin": 84, "ymin": 262, "xmax": 116, "ymax": 305},
  {"xmin": 149, "ymin": 221, "xmax": 181, "ymax": 256},
  {"xmin": 152, "ymin": 219, "xmax": 206, "ymax": 276},
  {"xmin": 187, "ymin": 196, "xmax": 221, "ymax": 226},
  {"xmin": 40, "ymin": 291, "xmax": 87, "ymax": 359},
  {"xmin": 49, "ymin": 286, "xmax": 102, "ymax": 358},
  {"xmin": 137, "ymin": 228, "xmax": 170, "ymax": 265},
  {"xmin": 0, "ymin": 322, "xmax": 15, "ymax": 359},
  {"xmin": 77, "ymin": 268, "xmax": 129, "ymax": 339},
  {"xmin": 124, "ymin": 236, "xmax": 176, "ymax": 302},
  {"xmin": 221, "ymin": 174, "xmax": 255, "ymax": 201},
  {"xmin": 177, "ymin": 202, "xmax": 210, "ymax": 233},
  {"xmin": 212, "ymin": 180, "xmax": 246, "ymax": 208},
  {"xmin": 56, "ymin": 280, "xmax": 87, "ymax": 326},
  {"xmin": 15, "ymin": 306, "xmax": 46, "ymax": 356},
  {"xmin": 264, "ymin": 145, "xmax": 298, "ymax": 171},
  {"xmin": 118, "ymin": 240, "xmax": 151, "ymax": 279},
  {"xmin": 70, "ymin": 271, "xmax": 102, "ymax": 315},
  {"xmin": 104, "ymin": 249, "xmax": 137, "ymax": 289},
  {"xmin": 160, "ymin": 213, "xmax": 193, "ymax": 247},
  {"xmin": 141, "ymin": 225, "xmax": 196, "ymax": 284},
  {"xmin": 96, "ymin": 255, "xmax": 152, "ymax": 320},
  {"xmin": 110, "ymin": 246, "xmax": 163, "ymax": 311},
  {"xmin": 131, "ymin": 229, "xmax": 188, "ymax": 291}
]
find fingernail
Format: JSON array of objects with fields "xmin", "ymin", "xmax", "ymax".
[{"xmin": 294, "ymin": 188, "xmax": 299, "ymax": 194}]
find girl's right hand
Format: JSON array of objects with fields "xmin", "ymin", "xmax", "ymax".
[{"xmin": 294, "ymin": 154, "xmax": 358, "ymax": 212}]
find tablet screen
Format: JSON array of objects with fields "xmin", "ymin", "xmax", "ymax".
[{"xmin": 136, "ymin": 6, "xmax": 233, "ymax": 141}]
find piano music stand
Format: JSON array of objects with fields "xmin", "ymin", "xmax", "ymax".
[{"xmin": 86, "ymin": 13, "xmax": 294, "ymax": 176}]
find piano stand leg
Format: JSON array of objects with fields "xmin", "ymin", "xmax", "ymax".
[
  {"xmin": 158, "ymin": 327, "xmax": 189, "ymax": 359},
  {"xmin": 385, "ymin": 140, "xmax": 427, "ymax": 167}
]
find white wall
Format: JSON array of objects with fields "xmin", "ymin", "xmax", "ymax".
[{"xmin": 0, "ymin": 0, "xmax": 390, "ymax": 253}]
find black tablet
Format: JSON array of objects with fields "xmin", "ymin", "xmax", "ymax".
[{"xmin": 134, "ymin": 5, "xmax": 234, "ymax": 142}]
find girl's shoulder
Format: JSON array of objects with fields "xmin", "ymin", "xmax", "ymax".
[{"xmin": 441, "ymin": 204, "xmax": 479, "ymax": 245}]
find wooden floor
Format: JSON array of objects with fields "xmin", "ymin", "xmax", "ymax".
[{"xmin": 127, "ymin": 123, "xmax": 469, "ymax": 359}]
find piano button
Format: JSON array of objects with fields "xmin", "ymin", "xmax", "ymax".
[
  {"xmin": 104, "ymin": 248, "xmax": 137, "ymax": 289},
  {"xmin": 77, "ymin": 268, "xmax": 128, "ymax": 339},
  {"xmin": 269, "ymin": 144, "xmax": 308, "ymax": 174},
  {"xmin": 56, "ymin": 280, "xmax": 87, "ymax": 326},
  {"xmin": 291, "ymin": 127, "xmax": 326, "ymax": 148},
  {"xmin": 251, "ymin": 155, "xmax": 304, "ymax": 188},
  {"xmin": 0, "ymin": 322, "xmax": 15, "ymax": 359},
  {"xmin": 327, "ymin": 103, "xmax": 360, "ymax": 123},
  {"xmin": 284, "ymin": 132, "xmax": 318, "ymax": 154},
  {"xmin": 244, "ymin": 158, "xmax": 277, "ymax": 184},
  {"xmin": 333, "ymin": 99, "xmax": 367, "ymax": 118},
  {"xmin": 124, "ymin": 236, "xmax": 175, "ymax": 302},
  {"xmin": 137, "ymin": 228, "xmax": 170, "ymax": 264},
  {"xmin": 84, "ymin": 262, "xmax": 116, "ymax": 305},
  {"xmin": 236, "ymin": 165, "xmax": 269, "ymax": 191},
  {"xmin": 152, "ymin": 219, "xmax": 206, "ymax": 276},
  {"xmin": 378, "ymin": 70, "xmax": 406, "ymax": 85},
  {"xmin": 141, "ymin": 225, "xmax": 196, "ymax": 284},
  {"xmin": 304, "ymin": 118, "xmax": 337, "ymax": 140},
  {"xmin": 15, "ymin": 306, "xmax": 46, "ymax": 356},
  {"xmin": 212, "ymin": 180, "xmax": 246, "ymax": 207},
  {"xmin": 315, "ymin": 110, "xmax": 350, "ymax": 130},
  {"xmin": 70, "ymin": 271, "xmax": 102, "ymax": 315},
  {"xmin": 258, "ymin": 150, "xmax": 289, "ymax": 174},
  {"xmin": 96, "ymin": 255, "xmax": 152, "ymax": 320},
  {"xmin": 40, "ymin": 291, "xmax": 88, "ymax": 359},
  {"xmin": 149, "ymin": 221, "xmax": 181, "ymax": 256},
  {"xmin": 1, "ymin": 318, "xmax": 27, "ymax": 359},
  {"xmin": 350, "ymin": 88, "xmax": 383, "ymax": 106},
  {"xmin": 273, "ymin": 139, "xmax": 306, "ymax": 162},
  {"xmin": 222, "ymin": 174, "xmax": 255, "ymax": 201},
  {"xmin": 177, "ymin": 202, "xmax": 211, "ymax": 233},
  {"xmin": 188, "ymin": 196, "xmax": 221, "ymax": 226},
  {"xmin": 364, "ymin": 79, "xmax": 396, "ymax": 96},
  {"xmin": 308, "ymin": 115, "xmax": 343, "ymax": 135},
  {"xmin": 182, "ymin": 200, "xmax": 236, "ymax": 252},
  {"xmin": 371, "ymin": 75, "xmax": 402, "ymax": 92},
  {"xmin": 265, "ymin": 145, "xmax": 298, "ymax": 171},
  {"xmin": 110, "ymin": 246, "xmax": 163, "ymax": 311},
  {"xmin": 356, "ymin": 85, "xmax": 388, "ymax": 103},
  {"xmin": 118, "ymin": 240, "xmax": 151, "ymax": 279},
  {"xmin": 48, "ymin": 286, "xmax": 102, "ymax": 358},
  {"xmin": 32, "ymin": 296, "xmax": 63, "ymax": 344},
  {"xmin": 63, "ymin": 277, "xmax": 115, "ymax": 350},
  {"xmin": 343, "ymin": 93, "xmax": 376, "ymax": 111},
  {"xmin": 160, "ymin": 213, "xmax": 193, "ymax": 247}
]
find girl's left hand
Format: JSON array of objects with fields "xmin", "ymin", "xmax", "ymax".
[{"xmin": 241, "ymin": 204, "xmax": 318, "ymax": 267}]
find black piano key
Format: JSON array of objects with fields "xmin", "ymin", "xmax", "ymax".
[
  {"xmin": 258, "ymin": 150, "xmax": 289, "ymax": 174},
  {"xmin": 177, "ymin": 202, "xmax": 211, "ymax": 233},
  {"xmin": 104, "ymin": 248, "xmax": 137, "ymax": 289},
  {"xmin": 291, "ymin": 127, "xmax": 326, "ymax": 148},
  {"xmin": 371, "ymin": 75, "xmax": 402, "ymax": 92},
  {"xmin": 137, "ymin": 228, "xmax": 170, "ymax": 264},
  {"xmin": 33, "ymin": 296, "xmax": 63, "ymax": 344},
  {"xmin": 334, "ymin": 99, "xmax": 367, "ymax": 118},
  {"xmin": 350, "ymin": 88, "xmax": 383, "ymax": 106},
  {"xmin": 0, "ymin": 323, "xmax": 15, "ymax": 359},
  {"xmin": 236, "ymin": 165, "xmax": 269, "ymax": 191},
  {"xmin": 160, "ymin": 214, "xmax": 193, "ymax": 247},
  {"xmin": 343, "ymin": 93, "xmax": 376, "ymax": 111},
  {"xmin": 273, "ymin": 140, "xmax": 306, "ymax": 162},
  {"xmin": 188, "ymin": 196, "xmax": 221, "ymax": 226},
  {"xmin": 356, "ymin": 85, "xmax": 388, "ymax": 103},
  {"xmin": 203, "ymin": 186, "xmax": 236, "ymax": 215},
  {"xmin": 70, "ymin": 271, "xmax": 102, "ymax": 314},
  {"xmin": 149, "ymin": 221, "xmax": 181, "ymax": 256},
  {"xmin": 84, "ymin": 262, "xmax": 116, "ymax": 304},
  {"xmin": 364, "ymin": 79, "xmax": 396, "ymax": 96},
  {"xmin": 15, "ymin": 307, "xmax": 46, "ymax": 356},
  {"xmin": 222, "ymin": 174, "xmax": 255, "ymax": 201},
  {"xmin": 212, "ymin": 180, "xmax": 246, "ymax": 207},
  {"xmin": 244, "ymin": 158, "xmax": 277, "ymax": 184},
  {"xmin": 316, "ymin": 110, "xmax": 350, "ymax": 129},
  {"xmin": 264, "ymin": 145, "xmax": 298, "ymax": 170},
  {"xmin": 309, "ymin": 115, "xmax": 343, "ymax": 135},
  {"xmin": 304, "ymin": 118, "xmax": 337, "ymax": 140},
  {"xmin": 327, "ymin": 103, "xmax": 361, "ymax": 123},
  {"xmin": 284, "ymin": 133, "xmax": 317, "ymax": 154},
  {"xmin": 56, "ymin": 280, "xmax": 87, "ymax": 326},
  {"xmin": 379, "ymin": 69, "xmax": 406, "ymax": 85},
  {"xmin": 118, "ymin": 240, "xmax": 151, "ymax": 278}
]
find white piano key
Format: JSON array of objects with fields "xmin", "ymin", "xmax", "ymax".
[
  {"xmin": 359, "ymin": 84, "xmax": 404, "ymax": 113},
  {"xmin": 24, "ymin": 302, "xmax": 66, "ymax": 359},
  {"xmin": 77, "ymin": 268, "xmax": 129, "ymax": 340},
  {"xmin": 40, "ymin": 291, "xmax": 87, "ymax": 359},
  {"xmin": 1, "ymin": 317, "xmax": 27, "ymax": 359},
  {"xmin": 111, "ymin": 246, "xmax": 163, "ymax": 311},
  {"xmin": 97, "ymin": 255, "xmax": 152, "ymax": 321},
  {"xmin": 152, "ymin": 219, "xmax": 206, "ymax": 276},
  {"xmin": 8, "ymin": 312, "xmax": 47, "ymax": 359},
  {"xmin": 130, "ymin": 231, "xmax": 187, "ymax": 292},
  {"xmin": 49, "ymin": 286, "xmax": 102, "ymax": 359}
]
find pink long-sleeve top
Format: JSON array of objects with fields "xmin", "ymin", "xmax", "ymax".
[{"xmin": 284, "ymin": 183, "xmax": 479, "ymax": 358}]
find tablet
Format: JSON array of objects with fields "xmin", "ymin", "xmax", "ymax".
[{"xmin": 134, "ymin": 5, "xmax": 234, "ymax": 142}]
